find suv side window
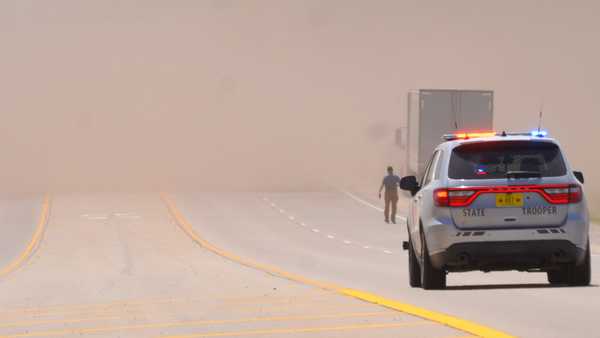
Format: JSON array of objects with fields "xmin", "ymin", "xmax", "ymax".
[
  {"xmin": 433, "ymin": 150, "xmax": 444, "ymax": 180},
  {"xmin": 421, "ymin": 151, "xmax": 439, "ymax": 187},
  {"xmin": 427, "ymin": 151, "xmax": 441, "ymax": 184}
]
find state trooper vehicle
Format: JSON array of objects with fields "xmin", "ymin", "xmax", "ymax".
[{"xmin": 400, "ymin": 131, "xmax": 591, "ymax": 289}]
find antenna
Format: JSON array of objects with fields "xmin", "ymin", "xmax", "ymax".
[{"xmin": 537, "ymin": 103, "xmax": 544, "ymax": 132}]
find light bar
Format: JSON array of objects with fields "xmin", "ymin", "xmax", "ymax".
[
  {"xmin": 442, "ymin": 132, "xmax": 496, "ymax": 141},
  {"xmin": 442, "ymin": 130, "xmax": 549, "ymax": 141}
]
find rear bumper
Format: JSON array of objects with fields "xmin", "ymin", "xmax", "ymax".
[{"xmin": 430, "ymin": 240, "xmax": 586, "ymax": 272}]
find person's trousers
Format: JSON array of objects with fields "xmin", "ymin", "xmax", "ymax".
[{"xmin": 384, "ymin": 193, "xmax": 399, "ymax": 222}]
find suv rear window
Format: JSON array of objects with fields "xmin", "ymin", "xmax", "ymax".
[{"xmin": 448, "ymin": 141, "xmax": 567, "ymax": 180}]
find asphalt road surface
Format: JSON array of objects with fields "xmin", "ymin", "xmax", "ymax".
[
  {"xmin": 0, "ymin": 193, "xmax": 466, "ymax": 338},
  {"xmin": 171, "ymin": 191, "xmax": 600, "ymax": 338}
]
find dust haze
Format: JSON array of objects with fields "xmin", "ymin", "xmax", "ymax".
[{"xmin": 2, "ymin": 1, "xmax": 600, "ymax": 206}]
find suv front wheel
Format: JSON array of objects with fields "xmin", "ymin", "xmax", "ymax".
[{"xmin": 408, "ymin": 239, "xmax": 422, "ymax": 287}]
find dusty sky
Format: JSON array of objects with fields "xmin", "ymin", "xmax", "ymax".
[{"xmin": 1, "ymin": 1, "xmax": 599, "ymax": 203}]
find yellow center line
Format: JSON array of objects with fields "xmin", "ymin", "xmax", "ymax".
[
  {"xmin": 160, "ymin": 193, "xmax": 516, "ymax": 338},
  {"xmin": 0, "ymin": 315, "xmax": 120, "ymax": 329},
  {"xmin": 158, "ymin": 321, "xmax": 431, "ymax": 338},
  {"xmin": 0, "ymin": 293, "xmax": 348, "ymax": 323},
  {"xmin": 1, "ymin": 311, "xmax": 396, "ymax": 338},
  {"xmin": 158, "ymin": 194, "xmax": 341, "ymax": 290},
  {"xmin": 0, "ymin": 293, "xmax": 346, "ymax": 322},
  {"xmin": 0, "ymin": 195, "xmax": 51, "ymax": 278},
  {"xmin": 0, "ymin": 297, "xmax": 197, "ymax": 318},
  {"xmin": 0, "ymin": 306, "xmax": 146, "ymax": 322}
]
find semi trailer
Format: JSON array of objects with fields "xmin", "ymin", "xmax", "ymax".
[{"xmin": 403, "ymin": 89, "xmax": 494, "ymax": 177}]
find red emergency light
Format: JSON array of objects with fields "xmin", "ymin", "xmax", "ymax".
[{"xmin": 443, "ymin": 131, "xmax": 497, "ymax": 141}]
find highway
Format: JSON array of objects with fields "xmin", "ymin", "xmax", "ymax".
[
  {"xmin": 0, "ymin": 193, "xmax": 465, "ymax": 338},
  {"xmin": 0, "ymin": 191, "xmax": 597, "ymax": 337},
  {"xmin": 170, "ymin": 191, "xmax": 600, "ymax": 338}
]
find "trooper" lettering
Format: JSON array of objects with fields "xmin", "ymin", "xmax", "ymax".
[{"xmin": 522, "ymin": 206, "xmax": 558, "ymax": 216}]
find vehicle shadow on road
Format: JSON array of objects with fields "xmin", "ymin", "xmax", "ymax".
[{"xmin": 445, "ymin": 283, "xmax": 599, "ymax": 290}]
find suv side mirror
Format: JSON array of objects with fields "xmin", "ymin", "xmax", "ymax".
[
  {"xmin": 574, "ymin": 171, "xmax": 585, "ymax": 184},
  {"xmin": 400, "ymin": 176, "xmax": 420, "ymax": 195}
]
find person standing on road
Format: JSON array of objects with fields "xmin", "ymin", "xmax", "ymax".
[{"xmin": 379, "ymin": 166, "xmax": 401, "ymax": 224}]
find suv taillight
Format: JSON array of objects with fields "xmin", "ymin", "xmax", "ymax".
[
  {"xmin": 434, "ymin": 188, "xmax": 476, "ymax": 207},
  {"xmin": 543, "ymin": 184, "xmax": 582, "ymax": 204},
  {"xmin": 434, "ymin": 184, "xmax": 583, "ymax": 208},
  {"xmin": 434, "ymin": 189, "xmax": 448, "ymax": 206}
]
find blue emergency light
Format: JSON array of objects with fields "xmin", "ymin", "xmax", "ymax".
[{"xmin": 530, "ymin": 130, "xmax": 548, "ymax": 137}]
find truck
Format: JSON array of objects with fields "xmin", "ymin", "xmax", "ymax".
[{"xmin": 402, "ymin": 89, "xmax": 494, "ymax": 177}]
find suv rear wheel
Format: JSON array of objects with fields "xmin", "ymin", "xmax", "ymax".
[
  {"xmin": 569, "ymin": 240, "xmax": 591, "ymax": 286},
  {"xmin": 420, "ymin": 228, "xmax": 446, "ymax": 289},
  {"xmin": 547, "ymin": 240, "xmax": 591, "ymax": 286}
]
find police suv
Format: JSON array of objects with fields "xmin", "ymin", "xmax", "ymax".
[{"xmin": 400, "ymin": 131, "xmax": 591, "ymax": 289}]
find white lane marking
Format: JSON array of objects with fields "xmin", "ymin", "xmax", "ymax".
[
  {"xmin": 263, "ymin": 197, "xmax": 396, "ymax": 255},
  {"xmin": 341, "ymin": 190, "xmax": 407, "ymax": 221}
]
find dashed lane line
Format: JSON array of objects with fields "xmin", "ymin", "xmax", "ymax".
[
  {"xmin": 161, "ymin": 193, "xmax": 514, "ymax": 338},
  {"xmin": 263, "ymin": 196, "xmax": 397, "ymax": 255}
]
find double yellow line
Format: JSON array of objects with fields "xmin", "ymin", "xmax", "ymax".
[
  {"xmin": 0, "ymin": 195, "xmax": 51, "ymax": 278},
  {"xmin": 160, "ymin": 193, "xmax": 514, "ymax": 338}
]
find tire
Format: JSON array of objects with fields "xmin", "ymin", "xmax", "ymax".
[
  {"xmin": 547, "ymin": 241, "xmax": 591, "ymax": 286},
  {"xmin": 568, "ymin": 240, "xmax": 591, "ymax": 286},
  {"xmin": 547, "ymin": 269, "xmax": 568, "ymax": 285},
  {"xmin": 408, "ymin": 239, "xmax": 422, "ymax": 287},
  {"xmin": 420, "ymin": 228, "xmax": 446, "ymax": 290}
]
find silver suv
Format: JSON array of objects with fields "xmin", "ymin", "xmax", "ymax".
[{"xmin": 400, "ymin": 132, "xmax": 591, "ymax": 289}]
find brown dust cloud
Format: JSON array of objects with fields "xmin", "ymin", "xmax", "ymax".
[{"xmin": 1, "ymin": 1, "xmax": 600, "ymax": 212}]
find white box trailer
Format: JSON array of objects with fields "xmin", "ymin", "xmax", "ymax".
[{"xmin": 405, "ymin": 89, "xmax": 494, "ymax": 177}]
